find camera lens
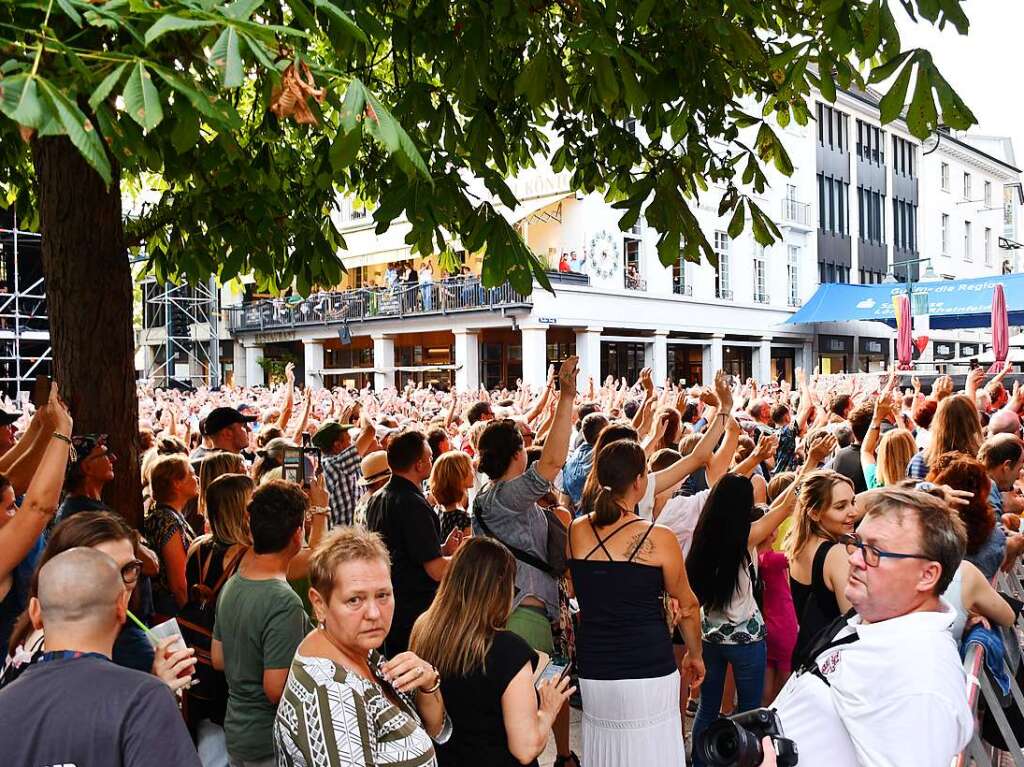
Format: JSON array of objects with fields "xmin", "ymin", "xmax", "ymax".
[{"xmin": 699, "ymin": 720, "xmax": 765, "ymax": 767}]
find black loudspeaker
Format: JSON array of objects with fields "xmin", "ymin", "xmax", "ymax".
[{"xmin": 338, "ymin": 323, "xmax": 352, "ymax": 345}]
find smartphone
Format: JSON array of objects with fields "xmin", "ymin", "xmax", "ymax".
[
  {"xmin": 282, "ymin": 446, "xmax": 304, "ymax": 485},
  {"xmin": 535, "ymin": 661, "xmax": 572, "ymax": 688},
  {"xmin": 30, "ymin": 375, "xmax": 51, "ymax": 408}
]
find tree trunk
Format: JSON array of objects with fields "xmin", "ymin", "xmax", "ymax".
[{"xmin": 32, "ymin": 136, "xmax": 142, "ymax": 528}]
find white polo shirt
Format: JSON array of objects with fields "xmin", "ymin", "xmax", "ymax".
[{"xmin": 772, "ymin": 602, "xmax": 973, "ymax": 767}]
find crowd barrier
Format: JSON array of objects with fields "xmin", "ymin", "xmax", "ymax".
[{"xmin": 956, "ymin": 561, "xmax": 1024, "ymax": 766}]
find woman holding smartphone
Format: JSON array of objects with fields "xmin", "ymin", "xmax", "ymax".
[{"xmin": 411, "ymin": 537, "xmax": 574, "ymax": 767}]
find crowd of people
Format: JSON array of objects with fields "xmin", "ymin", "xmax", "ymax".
[{"xmin": 1, "ymin": 356, "xmax": 1022, "ymax": 766}]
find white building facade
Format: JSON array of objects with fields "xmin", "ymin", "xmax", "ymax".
[{"xmin": 215, "ymin": 87, "xmax": 1022, "ymax": 391}]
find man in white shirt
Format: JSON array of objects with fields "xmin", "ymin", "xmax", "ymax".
[{"xmin": 771, "ymin": 487, "xmax": 973, "ymax": 767}]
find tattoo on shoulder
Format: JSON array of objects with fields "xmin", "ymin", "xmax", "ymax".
[{"xmin": 624, "ymin": 529, "xmax": 656, "ymax": 562}]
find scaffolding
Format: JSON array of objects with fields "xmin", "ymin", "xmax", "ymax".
[
  {"xmin": 140, "ymin": 276, "xmax": 221, "ymax": 389},
  {"xmin": 0, "ymin": 209, "xmax": 51, "ymax": 400}
]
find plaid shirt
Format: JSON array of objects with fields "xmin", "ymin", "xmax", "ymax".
[{"xmin": 322, "ymin": 446, "xmax": 361, "ymax": 527}]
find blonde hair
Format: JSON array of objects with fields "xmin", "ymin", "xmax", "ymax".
[
  {"xmin": 197, "ymin": 452, "xmax": 247, "ymax": 517},
  {"xmin": 149, "ymin": 454, "xmax": 190, "ymax": 505},
  {"xmin": 410, "ymin": 538, "xmax": 517, "ymax": 678},
  {"xmin": 309, "ymin": 527, "xmax": 390, "ymax": 604},
  {"xmin": 204, "ymin": 473, "xmax": 253, "ymax": 547},
  {"xmin": 876, "ymin": 429, "xmax": 918, "ymax": 487},
  {"xmin": 259, "ymin": 466, "xmax": 284, "ymax": 485},
  {"xmin": 925, "ymin": 395, "xmax": 982, "ymax": 468},
  {"xmin": 430, "ymin": 451, "xmax": 473, "ymax": 507},
  {"xmin": 784, "ymin": 470, "xmax": 855, "ymax": 559},
  {"xmin": 468, "ymin": 421, "xmax": 489, "ymax": 452}
]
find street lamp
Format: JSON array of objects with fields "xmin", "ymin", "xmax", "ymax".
[{"xmin": 883, "ymin": 257, "xmax": 936, "ymax": 306}]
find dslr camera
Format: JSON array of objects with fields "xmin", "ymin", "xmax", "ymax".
[{"xmin": 696, "ymin": 707, "xmax": 798, "ymax": 767}]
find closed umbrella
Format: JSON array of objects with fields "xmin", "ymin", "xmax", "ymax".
[
  {"xmin": 895, "ymin": 294, "xmax": 913, "ymax": 369},
  {"xmin": 989, "ymin": 283, "xmax": 1009, "ymax": 373}
]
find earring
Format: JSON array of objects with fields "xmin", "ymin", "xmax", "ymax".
[{"xmin": 317, "ymin": 617, "xmax": 325, "ymax": 629}]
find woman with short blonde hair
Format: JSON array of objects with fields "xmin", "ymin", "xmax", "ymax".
[
  {"xmin": 429, "ymin": 451, "xmax": 474, "ymax": 540},
  {"xmin": 274, "ymin": 528, "xmax": 449, "ymax": 767}
]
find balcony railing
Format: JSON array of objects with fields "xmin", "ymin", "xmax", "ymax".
[
  {"xmin": 717, "ymin": 288, "xmax": 734, "ymax": 301},
  {"xmin": 228, "ymin": 277, "xmax": 531, "ymax": 333},
  {"xmin": 672, "ymin": 284, "xmax": 693, "ymax": 297},
  {"xmin": 753, "ymin": 292, "xmax": 770, "ymax": 304},
  {"xmin": 625, "ymin": 273, "xmax": 647, "ymax": 291},
  {"xmin": 788, "ymin": 296, "xmax": 803, "ymax": 308},
  {"xmin": 781, "ymin": 198, "xmax": 812, "ymax": 227}
]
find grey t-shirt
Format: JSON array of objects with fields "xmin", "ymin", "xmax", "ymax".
[
  {"xmin": 0, "ymin": 655, "xmax": 200, "ymax": 767},
  {"xmin": 214, "ymin": 574, "xmax": 311, "ymax": 761},
  {"xmin": 472, "ymin": 465, "xmax": 558, "ymax": 619}
]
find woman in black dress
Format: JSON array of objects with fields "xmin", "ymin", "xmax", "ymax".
[{"xmin": 411, "ymin": 537, "xmax": 574, "ymax": 767}]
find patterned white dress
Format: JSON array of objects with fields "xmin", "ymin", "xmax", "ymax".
[{"xmin": 274, "ymin": 650, "xmax": 449, "ymax": 767}]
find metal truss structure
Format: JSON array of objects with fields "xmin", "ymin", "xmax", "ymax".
[{"xmin": 140, "ymin": 276, "xmax": 221, "ymax": 389}]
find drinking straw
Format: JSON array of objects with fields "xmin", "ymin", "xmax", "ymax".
[{"xmin": 126, "ymin": 609, "xmax": 158, "ymax": 644}]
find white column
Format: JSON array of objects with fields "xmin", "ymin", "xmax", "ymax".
[
  {"xmin": 244, "ymin": 343, "xmax": 264, "ymax": 387},
  {"xmin": 453, "ymin": 329, "xmax": 480, "ymax": 391},
  {"xmin": 372, "ymin": 334, "xmax": 395, "ymax": 391},
  {"xmin": 302, "ymin": 339, "xmax": 325, "ymax": 390},
  {"xmin": 758, "ymin": 336, "xmax": 773, "ymax": 383},
  {"xmin": 802, "ymin": 341, "xmax": 815, "ymax": 373},
  {"xmin": 232, "ymin": 342, "xmax": 246, "ymax": 387},
  {"xmin": 520, "ymin": 325, "xmax": 548, "ymax": 391},
  {"xmin": 652, "ymin": 330, "xmax": 669, "ymax": 385},
  {"xmin": 575, "ymin": 326, "xmax": 603, "ymax": 389},
  {"xmin": 703, "ymin": 334, "xmax": 724, "ymax": 381}
]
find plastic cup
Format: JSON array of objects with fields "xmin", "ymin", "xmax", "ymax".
[{"xmin": 149, "ymin": 618, "xmax": 190, "ymax": 679}]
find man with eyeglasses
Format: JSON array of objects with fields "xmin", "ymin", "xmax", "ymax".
[
  {"xmin": 55, "ymin": 433, "xmax": 116, "ymax": 524},
  {"xmin": 770, "ymin": 487, "xmax": 973, "ymax": 767}
]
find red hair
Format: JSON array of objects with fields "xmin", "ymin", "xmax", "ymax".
[{"xmin": 927, "ymin": 452, "xmax": 994, "ymax": 555}]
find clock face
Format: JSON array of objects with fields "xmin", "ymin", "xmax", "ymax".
[{"xmin": 587, "ymin": 230, "xmax": 619, "ymax": 279}]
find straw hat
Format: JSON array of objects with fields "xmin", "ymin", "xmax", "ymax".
[{"xmin": 357, "ymin": 451, "xmax": 391, "ymax": 487}]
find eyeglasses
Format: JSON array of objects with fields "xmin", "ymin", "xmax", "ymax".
[
  {"xmin": 839, "ymin": 533, "xmax": 932, "ymax": 568},
  {"xmin": 120, "ymin": 559, "xmax": 143, "ymax": 585}
]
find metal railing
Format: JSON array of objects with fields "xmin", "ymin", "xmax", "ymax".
[
  {"xmin": 781, "ymin": 198, "xmax": 812, "ymax": 227},
  {"xmin": 717, "ymin": 288, "xmax": 734, "ymax": 301},
  {"xmin": 672, "ymin": 284, "xmax": 693, "ymax": 297},
  {"xmin": 228, "ymin": 277, "xmax": 531, "ymax": 333},
  {"xmin": 625, "ymin": 274, "xmax": 647, "ymax": 291},
  {"xmin": 753, "ymin": 291, "xmax": 770, "ymax": 304}
]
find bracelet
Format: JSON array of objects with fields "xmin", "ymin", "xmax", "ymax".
[
  {"xmin": 308, "ymin": 506, "xmax": 329, "ymax": 516},
  {"xmin": 422, "ymin": 666, "xmax": 441, "ymax": 695},
  {"xmin": 52, "ymin": 432, "xmax": 72, "ymax": 446}
]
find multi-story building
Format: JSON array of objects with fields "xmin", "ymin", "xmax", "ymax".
[{"xmin": 200, "ymin": 90, "xmax": 1024, "ymax": 389}]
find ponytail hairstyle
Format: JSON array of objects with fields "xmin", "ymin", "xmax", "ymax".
[
  {"xmin": 580, "ymin": 423, "xmax": 639, "ymax": 511},
  {"xmin": 588, "ymin": 439, "xmax": 647, "ymax": 527}
]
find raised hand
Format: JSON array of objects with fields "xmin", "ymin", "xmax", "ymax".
[
  {"xmin": 714, "ymin": 370, "xmax": 734, "ymax": 413},
  {"xmin": 285, "ymin": 361, "xmax": 296, "ymax": 384},
  {"xmin": 756, "ymin": 433, "xmax": 779, "ymax": 461},
  {"xmin": 558, "ymin": 356, "xmax": 579, "ymax": 399},
  {"xmin": 807, "ymin": 432, "xmax": 838, "ymax": 466}
]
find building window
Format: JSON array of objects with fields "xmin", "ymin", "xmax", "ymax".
[
  {"xmin": 753, "ymin": 246, "xmax": 768, "ymax": 303},
  {"xmin": 816, "ymin": 103, "xmax": 848, "ymax": 152},
  {"xmin": 892, "ymin": 136, "xmax": 917, "ymax": 178},
  {"xmin": 985, "ymin": 227, "xmax": 993, "ymax": 266},
  {"xmin": 817, "ymin": 174, "xmax": 849, "ymax": 236},
  {"xmin": 787, "ymin": 245, "xmax": 800, "ymax": 306},
  {"xmin": 672, "ymin": 249, "xmax": 689, "ymax": 296},
  {"xmin": 856, "ymin": 120, "xmax": 883, "ymax": 165},
  {"xmin": 941, "ymin": 214, "xmax": 950, "ymax": 255},
  {"xmin": 963, "ymin": 173, "xmax": 972, "ymax": 201},
  {"xmin": 891, "ymin": 198, "xmax": 917, "ymax": 253},
  {"xmin": 714, "ymin": 231, "xmax": 731, "ymax": 299},
  {"xmin": 623, "ymin": 219, "xmax": 643, "ymax": 290},
  {"xmin": 985, "ymin": 180, "xmax": 993, "ymax": 208},
  {"xmin": 1005, "ymin": 185, "xmax": 1017, "ymax": 237},
  {"xmin": 964, "ymin": 220, "xmax": 972, "ymax": 261},
  {"xmin": 941, "ymin": 163, "xmax": 949, "ymax": 192},
  {"xmin": 858, "ymin": 187, "xmax": 885, "ymax": 245}
]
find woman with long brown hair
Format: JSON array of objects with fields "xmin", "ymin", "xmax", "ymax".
[
  {"xmin": 411, "ymin": 537, "xmax": 573, "ymax": 766},
  {"xmin": 908, "ymin": 394, "xmax": 983, "ymax": 480},
  {"xmin": 928, "ymin": 453, "xmax": 1004, "ymax": 579},
  {"xmin": 784, "ymin": 442, "xmax": 857, "ymax": 667}
]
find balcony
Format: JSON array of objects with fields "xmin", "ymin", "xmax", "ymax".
[
  {"xmin": 625, "ymin": 271, "xmax": 647, "ymax": 291},
  {"xmin": 753, "ymin": 292, "xmax": 770, "ymax": 304},
  {"xmin": 788, "ymin": 297, "xmax": 803, "ymax": 308},
  {"xmin": 780, "ymin": 198, "xmax": 813, "ymax": 231},
  {"xmin": 672, "ymin": 284, "xmax": 693, "ymax": 297},
  {"xmin": 717, "ymin": 288, "xmax": 734, "ymax": 301},
  {"xmin": 228, "ymin": 277, "xmax": 531, "ymax": 334}
]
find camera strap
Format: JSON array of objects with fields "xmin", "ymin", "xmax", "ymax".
[{"xmin": 795, "ymin": 609, "xmax": 860, "ymax": 688}]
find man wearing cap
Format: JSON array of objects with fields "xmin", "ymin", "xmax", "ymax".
[
  {"xmin": 189, "ymin": 406, "xmax": 256, "ymax": 464},
  {"xmin": 313, "ymin": 418, "xmax": 374, "ymax": 527},
  {"xmin": 55, "ymin": 434, "xmax": 115, "ymax": 523},
  {"xmin": 0, "ymin": 406, "xmax": 20, "ymax": 458}
]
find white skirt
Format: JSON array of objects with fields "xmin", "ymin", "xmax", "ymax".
[{"xmin": 579, "ymin": 670, "xmax": 686, "ymax": 767}]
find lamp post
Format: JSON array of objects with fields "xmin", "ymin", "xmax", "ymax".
[{"xmin": 883, "ymin": 257, "xmax": 937, "ymax": 369}]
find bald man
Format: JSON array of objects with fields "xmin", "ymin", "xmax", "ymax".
[
  {"xmin": 0, "ymin": 548, "xmax": 199, "ymax": 766},
  {"xmin": 989, "ymin": 409, "xmax": 1022, "ymax": 438}
]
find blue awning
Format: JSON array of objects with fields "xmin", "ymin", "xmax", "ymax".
[{"xmin": 786, "ymin": 274, "xmax": 1024, "ymax": 329}]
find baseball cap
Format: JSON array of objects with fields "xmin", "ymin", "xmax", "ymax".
[
  {"xmin": 204, "ymin": 406, "xmax": 257, "ymax": 436},
  {"xmin": 0, "ymin": 409, "xmax": 20, "ymax": 426}
]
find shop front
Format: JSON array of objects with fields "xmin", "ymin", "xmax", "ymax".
[
  {"xmin": 393, "ymin": 330, "xmax": 455, "ymax": 389},
  {"xmin": 602, "ymin": 340, "xmax": 647, "ymax": 383},
  {"xmin": 771, "ymin": 348, "xmax": 796, "ymax": 386},
  {"xmin": 668, "ymin": 344, "xmax": 704, "ymax": 386},
  {"xmin": 723, "ymin": 345, "xmax": 753, "ymax": 381},
  {"xmin": 818, "ymin": 334, "xmax": 853, "ymax": 374},
  {"xmin": 858, "ymin": 336, "xmax": 889, "ymax": 373},
  {"xmin": 479, "ymin": 328, "xmax": 522, "ymax": 390},
  {"xmin": 324, "ymin": 336, "xmax": 374, "ymax": 389}
]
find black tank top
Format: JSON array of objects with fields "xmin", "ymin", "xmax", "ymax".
[
  {"xmin": 790, "ymin": 540, "xmax": 842, "ymax": 667},
  {"xmin": 568, "ymin": 517, "xmax": 675, "ymax": 681}
]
